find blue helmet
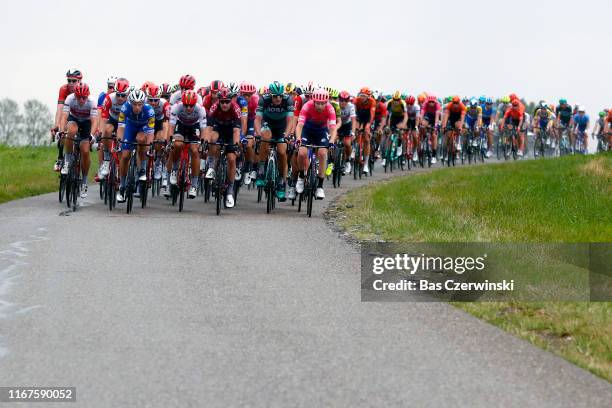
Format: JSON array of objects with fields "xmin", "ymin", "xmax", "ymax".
[
  {"xmin": 485, "ymin": 97, "xmax": 493, "ymax": 104},
  {"xmin": 478, "ymin": 95, "xmax": 486, "ymax": 103}
]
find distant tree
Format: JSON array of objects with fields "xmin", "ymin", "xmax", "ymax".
[
  {"xmin": 0, "ymin": 98, "xmax": 22, "ymax": 144},
  {"xmin": 22, "ymin": 99, "xmax": 52, "ymax": 145}
]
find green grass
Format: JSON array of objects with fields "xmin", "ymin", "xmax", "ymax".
[
  {"xmin": 0, "ymin": 144, "xmax": 99, "ymax": 204},
  {"xmin": 337, "ymin": 153, "xmax": 612, "ymax": 381}
]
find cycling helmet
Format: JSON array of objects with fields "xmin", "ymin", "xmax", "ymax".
[
  {"xmin": 66, "ymin": 69, "xmax": 83, "ymax": 80},
  {"xmin": 406, "ymin": 95, "xmax": 416, "ymax": 105},
  {"xmin": 141, "ymin": 81, "xmax": 155, "ymax": 93},
  {"xmin": 218, "ymin": 87, "xmax": 232, "ymax": 101},
  {"xmin": 304, "ymin": 81, "xmax": 317, "ymax": 95},
  {"xmin": 181, "ymin": 90, "xmax": 198, "ymax": 106},
  {"xmin": 578, "ymin": 106, "xmax": 586, "ymax": 113},
  {"xmin": 509, "ymin": 93, "xmax": 518, "ymax": 101},
  {"xmin": 485, "ymin": 97, "xmax": 493, "ymax": 104},
  {"xmin": 372, "ymin": 90, "xmax": 380, "ymax": 100},
  {"xmin": 240, "ymin": 81, "xmax": 256, "ymax": 94},
  {"xmin": 128, "ymin": 89, "xmax": 146, "ymax": 103},
  {"xmin": 259, "ymin": 86, "xmax": 269, "ymax": 95},
  {"xmin": 426, "ymin": 95, "xmax": 437, "ymax": 104},
  {"xmin": 106, "ymin": 76, "xmax": 117, "ymax": 87},
  {"xmin": 599, "ymin": 111, "xmax": 606, "ymax": 118},
  {"xmin": 330, "ymin": 89, "xmax": 339, "ymax": 99},
  {"xmin": 269, "ymin": 81, "xmax": 284, "ymax": 96},
  {"xmin": 539, "ymin": 101, "xmax": 548, "ymax": 109},
  {"xmin": 210, "ymin": 80, "xmax": 224, "ymax": 92},
  {"xmin": 452, "ymin": 96, "xmax": 461, "ymax": 103},
  {"xmin": 312, "ymin": 89, "xmax": 329, "ymax": 103},
  {"xmin": 159, "ymin": 83, "xmax": 172, "ymax": 97},
  {"xmin": 469, "ymin": 99, "xmax": 478, "ymax": 108},
  {"xmin": 392, "ymin": 90, "xmax": 401, "ymax": 101},
  {"xmin": 501, "ymin": 96, "xmax": 510, "ymax": 103},
  {"xmin": 285, "ymin": 82, "xmax": 296, "ymax": 94},
  {"xmin": 146, "ymin": 84, "xmax": 160, "ymax": 98},
  {"xmin": 479, "ymin": 95, "xmax": 486, "ymax": 103},
  {"xmin": 559, "ymin": 98, "xmax": 567, "ymax": 105},
  {"xmin": 417, "ymin": 93, "xmax": 426, "ymax": 104},
  {"xmin": 179, "ymin": 74, "xmax": 196, "ymax": 90},
  {"xmin": 73, "ymin": 83, "xmax": 90, "ymax": 97},
  {"xmin": 170, "ymin": 84, "xmax": 180, "ymax": 93},
  {"xmin": 227, "ymin": 82, "xmax": 240, "ymax": 97},
  {"xmin": 115, "ymin": 78, "xmax": 130, "ymax": 94},
  {"xmin": 339, "ymin": 90, "xmax": 351, "ymax": 100},
  {"xmin": 196, "ymin": 87, "xmax": 207, "ymax": 99},
  {"xmin": 359, "ymin": 87, "xmax": 372, "ymax": 96},
  {"xmin": 294, "ymin": 86, "xmax": 303, "ymax": 96}
]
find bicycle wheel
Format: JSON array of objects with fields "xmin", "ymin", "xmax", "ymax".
[
  {"xmin": 140, "ymin": 180, "xmax": 148, "ymax": 208},
  {"xmin": 59, "ymin": 174, "xmax": 66, "ymax": 203},
  {"xmin": 99, "ymin": 179, "xmax": 105, "ymax": 201},
  {"xmin": 265, "ymin": 158, "xmax": 276, "ymax": 214},
  {"xmin": 126, "ymin": 156, "xmax": 136, "ymax": 214},
  {"xmin": 353, "ymin": 142, "xmax": 360, "ymax": 179}
]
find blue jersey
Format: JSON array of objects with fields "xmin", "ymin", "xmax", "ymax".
[
  {"xmin": 97, "ymin": 91, "xmax": 107, "ymax": 108},
  {"xmin": 118, "ymin": 102, "xmax": 155, "ymax": 134},
  {"xmin": 573, "ymin": 114, "xmax": 589, "ymax": 131},
  {"xmin": 481, "ymin": 104, "xmax": 495, "ymax": 118}
]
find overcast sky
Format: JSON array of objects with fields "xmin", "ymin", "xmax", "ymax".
[{"xmin": 1, "ymin": 0, "xmax": 610, "ymax": 115}]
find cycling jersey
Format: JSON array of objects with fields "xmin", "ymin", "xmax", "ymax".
[
  {"xmin": 169, "ymin": 90, "xmax": 203, "ymax": 106},
  {"xmin": 169, "ymin": 103, "xmax": 207, "ymax": 128},
  {"xmin": 330, "ymin": 100, "xmax": 342, "ymax": 124},
  {"xmin": 147, "ymin": 98, "xmax": 171, "ymax": 122},
  {"xmin": 374, "ymin": 101, "xmax": 388, "ymax": 122},
  {"xmin": 504, "ymin": 108, "xmax": 523, "ymax": 122},
  {"xmin": 465, "ymin": 106, "xmax": 482, "ymax": 119},
  {"xmin": 118, "ymin": 103, "xmax": 155, "ymax": 134},
  {"xmin": 556, "ymin": 105, "xmax": 573, "ymax": 124},
  {"xmin": 57, "ymin": 84, "xmax": 74, "ymax": 104},
  {"xmin": 446, "ymin": 102, "xmax": 466, "ymax": 122},
  {"xmin": 294, "ymin": 94, "xmax": 311, "ymax": 117},
  {"xmin": 340, "ymin": 102, "xmax": 356, "ymax": 125},
  {"xmin": 386, "ymin": 100, "xmax": 407, "ymax": 118},
  {"xmin": 97, "ymin": 91, "xmax": 107, "ymax": 108},
  {"xmin": 354, "ymin": 96, "xmax": 376, "ymax": 124},
  {"xmin": 256, "ymin": 94, "xmax": 295, "ymax": 128},
  {"xmin": 406, "ymin": 104, "xmax": 420, "ymax": 119},
  {"xmin": 63, "ymin": 94, "xmax": 98, "ymax": 122},
  {"xmin": 534, "ymin": 107, "xmax": 556, "ymax": 127},
  {"xmin": 208, "ymin": 102, "xmax": 242, "ymax": 128},
  {"xmin": 573, "ymin": 114, "xmax": 589, "ymax": 132},
  {"xmin": 236, "ymin": 95, "xmax": 249, "ymax": 118},
  {"xmin": 481, "ymin": 104, "xmax": 495, "ymax": 119},
  {"xmin": 298, "ymin": 100, "xmax": 336, "ymax": 146},
  {"xmin": 101, "ymin": 92, "xmax": 126, "ymax": 121},
  {"xmin": 496, "ymin": 103, "xmax": 509, "ymax": 118}
]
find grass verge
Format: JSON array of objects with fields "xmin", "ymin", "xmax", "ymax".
[
  {"xmin": 0, "ymin": 144, "xmax": 99, "ymax": 204},
  {"xmin": 335, "ymin": 153, "xmax": 611, "ymax": 381}
]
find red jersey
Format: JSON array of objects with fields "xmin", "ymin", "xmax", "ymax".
[
  {"xmin": 57, "ymin": 84, "xmax": 74, "ymax": 104},
  {"xmin": 446, "ymin": 102, "xmax": 466, "ymax": 116},
  {"xmin": 375, "ymin": 101, "xmax": 388, "ymax": 121},
  {"xmin": 208, "ymin": 102, "xmax": 242, "ymax": 127},
  {"xmin": 504, "ymin": 107, "xmax": 523, "ymax": 121}
]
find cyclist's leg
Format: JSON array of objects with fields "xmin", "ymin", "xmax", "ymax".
[{"xmin": 63, "ymin": 121, "xmax": 78, "ymax": 169}]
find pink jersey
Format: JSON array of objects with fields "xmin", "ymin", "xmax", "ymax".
[
  {"xmin": 247, "ymin": 93, "xmax": 259, "ymax": 121},
  {"xmin": 420, "ymin": 100, "xmax": 441, "ymax": 116},
  {"xmin": 298, "ymin": 100, "xmax": 336, "ymax": 130}
]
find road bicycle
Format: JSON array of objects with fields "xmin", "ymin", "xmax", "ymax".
[{"xmin": 297, "ymin": 144, "xmax": 326, "ymax": 218}]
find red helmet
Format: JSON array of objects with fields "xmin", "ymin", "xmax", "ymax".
[
  {"xmin": 359, "ymin": 87, "xmax": 371, "ymax": 96},
  {"xmin": 452, "ymin": 96, "xmax": 460, "ymax": 103},
  {"xmin": 239, "ymin": 81, "xmax": 256, "ymax": 94},
  {"xmin": 339, "ymin": 90, "xmax": 350, "ymax": 100},
  {"xmin": 140, "ymin": 81, "xmax": 154, "ymax": 92},
  {"xmin": 426, "ymin": 95, "xmax": 437, "ymax": 103},
  {"xmin": 196, "ymin": 87, "xmax": 207, "ymax": 98},
  {"xmin": 210, "ymin": 80, "xmax": 224, "ymax": 93},
  {"xmin": 509, "ymin": 93, "xmax": 518, "ymax": 101},
  {"xmin": 146, "ymin": 84, "xmax": 160, "ymax": 98},
  {"xmin": 312, "ymin": 89, "xmax": 329, "ymax": 103},
  {"xmin": 179, "ymin": 74, "xmax": 196, "ymax": 90},
  {"xmin": 115, "ymin": 79, "xmax": 130, "ymax": 94},
  {"xmin": 74, "ymin": 83, "xmax": 90, "ymax": 98},
  {"xmin": 182, "ymin": 90, "xmax": 198, "ymax": 106},
  {"xmin": 406, "ymin": 95, "xmax": 416, "ymax": 105},
  {"xmin": 218, "ymin": 87, "xmax": 232, "ymax": 101},
  {"xmin": 159, "ymin": 83, "xmax": 172, "ymax": 96}
]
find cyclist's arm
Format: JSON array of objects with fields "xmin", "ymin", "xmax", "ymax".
[
  {"xmin": 254, "ymin": 114, "xmax": 262, "ymax": 136},
  {"xmin": 285, "ymin": 112, "xmax": 295, "ymax": 136},
  {"xmin": 351, "ymin": 116, "xmax": 356, "ymax": 136},
  {"xmin": 295, "ymin": 122, "xmax": 303, "ymax": 142}
]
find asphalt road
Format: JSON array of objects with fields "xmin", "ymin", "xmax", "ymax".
[{"xmin": 1, "ymin": 158, "xmax": 610, "ymax": 407}]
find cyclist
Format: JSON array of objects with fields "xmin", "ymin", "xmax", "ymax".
[
  {"xmin": 464, "ymin": 98, "xmax": 483, "ymax": 148},
  {"xmin": 59, "ymin": 82, "xmax": 98, "ymax": 199},
  {"xmin": 604, "ymin": 110, "xmax": 612, "ymax": 148},
  {"xmin": 419, "ymin": 95, "xmax": 441, "ymax": 163},
  {"xmin": 99, "ymin": 78, "xmax": 131, "ymax": 178},
  {"xmin": 94, "ymin": 76, "xmax": 117, "ymax": 179},
  {"xmin": 555, "ymin": 98, "xmax": 574, "ymax": 146},
  {"xmin": 145, "ymin": 84, "xmax": 171, "ymax": 181},
  {"xmin": 592, "ymin": 111, "xmax": 607, "ymax": 150},
  {"xmin": 481, "ymin": 97, "xmax": 496, "ymax": 157},
  {"xmin": 115, "ymin": 90, "xmax": 155, "ymax": 203},
  {"xmin": 254, "ymin": 81, "xmax": 294, "ymax": 201},
  {"xmin": 159, "ymin": 83, "xmax": 172, "ymax": 101},
  {"xmin": 166, "ymin": 90, "xmax": 207, "ymax": 199},
  {"xmin": 206, "ymin": 88, "xmax": 242, "ymax": 208},
  {"xmin": 295, "ymin": 89, "xmax": 337, "ymax": 200},
  {"xmin": 237, "ymin": 81, "xmax": 259, "ymax": 185},
  {"xmin": 441, "ymin": 96, "xmax": 467, "ymax": 155},
  {"xmin": 53, "ymin": 69, "xmax": 82, "ymax": 171},
  {"xmin": 353, "ymin": 87, "xmax": 376, "ymax": 174},
  {"xmin": 337, "ymin": 90, "xmax": 356, "ymax": 175},
  {"xmin": 495, "ymin": 96, "xmax": 511, "ymax": 126},
  {"xmin": 533, "ymin": 101, "xmax": 556, "ymax": 154},
  {"xmin": 382, "ymin": 91, "xmax": 407, "ymax": 166},
  {"xmin": 499, "ymin": 99, "xmax": 524, "ymax": 154},
  {"xmin": 572, "ymin": 106, "xmax": 590, "ymax": 153},
  {"xmin": 289, "ymin": 81, "xmax": 316, "ymax": 187},
  {"xmin": 203, "ymin": 80, "xmax": 224, "ymax": 115}
]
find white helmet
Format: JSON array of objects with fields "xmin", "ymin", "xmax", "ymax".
[
  {"xmin": 128, "ymin": 89, "xmax": 146, "ymax": 103},
  {"xmin": 303, "ymin": 81, "xmax": 316, "ymax": 95},
  {"xmin": 578, "ymin": 105, "xmax": 586, "ymax": 112},
  {"xmin": 107, "ymin": 76, "xmax": 118, "ymax": 87},
  {"xmin": 372, "ymin": 90, "xmax": 380, "ymax": 100}
]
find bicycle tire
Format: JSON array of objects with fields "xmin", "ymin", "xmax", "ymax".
[{"xmin": 59, "ymin": 174, "xmax": 65, "ymax": 203}]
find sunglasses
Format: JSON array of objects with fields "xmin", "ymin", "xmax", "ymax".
[
  {"xmin": 220, "ymin": 100, "xmax": 231, "ymax": 105},
  {"xmin": 116, "ymin": 92, "xmax": 127, "ymax": 98},
  {"xmin": 77, "ymin": 96, "xmax": 87, "ymax": 100},
  {"xmin": 148, "ymin": 98, "xmax": 160, "ymax": 103},
  {"xmin": 339, "ymin": 98, "xmax": 349, "ymax": 102},
  {"xmin": 67, "ymin": 79, "xmax": 78, "ymax": 84},
  {"xmin": 271, "ymin": 94, "xmax": 283, "ymax": 98},
  {"xmin": 184, "ymin": 104, "xmax": 195, "ymax": 108}
]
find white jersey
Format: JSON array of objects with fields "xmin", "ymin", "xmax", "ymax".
[
  {"xmin": 63, "ymin": 94, "xmax": 98, "ymax": 122},
  {"xmin": 169, "ymin": 90, "xmax": 203, "ymax": 106},
  {"xmin": 340, "ymin": 102, "xmax": 356, "ymax": 125},
  {"xmin": 169, "ymin": 102, "xmax": 207, "ymax": 127}
]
